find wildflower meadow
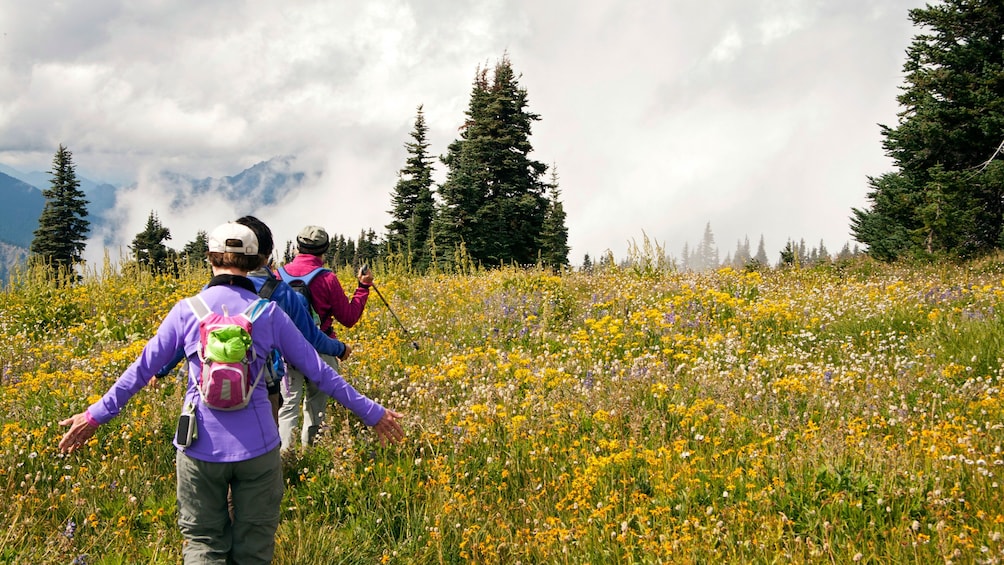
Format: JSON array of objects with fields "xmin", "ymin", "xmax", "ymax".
[{"xmin": 2, "ymin": 255, "xmax": 1004, "ymax": 564}]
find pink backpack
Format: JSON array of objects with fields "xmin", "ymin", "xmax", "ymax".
[{"xmin": 186, "ymin": 296, "xmax": 269, "ymax": 410}]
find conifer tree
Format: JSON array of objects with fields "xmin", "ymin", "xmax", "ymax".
[
  {"xmin": 753, "ymin": 235, "xmax": 769, "ymax": 265},
  {"xmin": 851, "ymin": 1, "xmax": 1004, "ymax": 260},
  {"xmin": 435, "ymin": 55, "xmax": 549, "ymax": 267},
  {"xmin": 387, "ymin": 105, "xmax": 436, "ymax": 271},
  {"xmin": 695, "ymin": 222, "xmax": 719, "ymax": 271},
  {"xmin": 731, "ymin": 237, "xmax": 752, "ymax": 268},
  {"xmin": 130, "ymin": 211, "xmax": 173, "ymax": 273},
  {"xmin": 182, "ymin": 230, "xmax": 209, "ymax": 267},
  {"xmin": 354, "ymin": 229, "xmax": 379, "ymax": 268},
  {"xmin": 836, "ymin": 242, "xmax": 854, "ymax": 262},
  {"xmin": 537, "ymin": 170, "xmax": 569, "ymax": 270},
  {"xmin": 816, "ymin": 239, "xmax": 830, "ymax": 264},
  {"xmin": 30, "ymin": 145, "xmax": 90, "ymax": 271},
  {"xmin": 779, "ymin": 240, "xmax": 798, "ymax": 267}
]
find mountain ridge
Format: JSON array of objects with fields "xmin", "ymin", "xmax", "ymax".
[{"xmin": 0, "ymin": 156, "xmax": 307, "ymax": 279}]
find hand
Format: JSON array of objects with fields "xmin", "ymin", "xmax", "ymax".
[
  {"xmin": 338, "ymin": 343, "xmax": 353, "ymax": 361},
  {"xmin": 59, "ymin": 412, "xmax": 98, "ymax": 453},
  {"xmin": 358, "ymin": 265, "xmax": 374, "ymax": 287},
  {"xmin": 372, "ymin": 409, "xmax": 405, "ymax": 446}
]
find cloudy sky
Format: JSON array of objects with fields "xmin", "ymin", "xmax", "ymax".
[{"xmin": 0, "ymin": 0, "xmax": 928, "ymax": 265}]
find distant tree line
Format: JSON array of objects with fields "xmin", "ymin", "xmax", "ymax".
[{"xmin": 29, "ymin": 55, "xmax": 568, "ymax": 276}]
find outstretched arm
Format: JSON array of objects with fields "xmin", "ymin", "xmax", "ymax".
[{"xmin": 272, "ymin": 282, "xmax": 347, "ymax": 358}]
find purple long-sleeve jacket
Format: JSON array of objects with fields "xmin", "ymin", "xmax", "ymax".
[{"xmin": 86, "ymin": 281, "xmax": 385, "ymax": 463}]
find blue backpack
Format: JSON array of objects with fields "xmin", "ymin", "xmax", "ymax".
[{"xmin": 276, "ymin": 266, "xmax": 327, "ymax": 326}]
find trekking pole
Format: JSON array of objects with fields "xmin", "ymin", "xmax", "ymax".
[{"xmin": 361, "ymin": 265, "xmax": 419, "ymax": 350}]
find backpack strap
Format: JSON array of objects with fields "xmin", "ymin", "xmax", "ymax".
[
  {"xmin": 185, "ymin": 295, "xmax": 213, "ymax": 320},
  {"xmin": 277, "ymin": 265, "xmax": 327, "ymax": 286},
  {"xmin": 258, "ymin": 278, "xmax": 280, "ymax": 300},
  {"xmin": 243, "ymin": 298, "xmax": 269, "ymax": 322}
]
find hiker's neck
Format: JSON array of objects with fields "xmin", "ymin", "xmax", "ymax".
[{"xmin": 211, "ymin": 266, "xmax": 249, "ymax": 277}]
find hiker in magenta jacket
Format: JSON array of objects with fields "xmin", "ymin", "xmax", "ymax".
[
  {"xmin": 58, "ymin": 221, "xmax": 404, "ymax": 564},
  {"xmin": 277, "ymin": 225, "xmax": 374, "ymax": 448},
  {"xmin": 279, "ymin": 226, "xmax": 371, "ymax": 336}
]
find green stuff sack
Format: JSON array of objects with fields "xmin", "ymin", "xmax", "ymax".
[{"xmin": 205, "ymin": 326, "xmax": 253, "ymax": 363}]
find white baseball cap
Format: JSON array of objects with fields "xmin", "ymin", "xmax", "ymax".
[{"xmin": 208, "ymin": 222, "xmax": 259, "ymax": 256}]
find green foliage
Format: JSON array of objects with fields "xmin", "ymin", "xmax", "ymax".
[
  {"xmin": 435, "ymin": 55, "xmax": 553, "ymax": 268},
  {"xmin": 386, "ymin": 106, "xmax": 437, "ymax": 273},
  {"xmin": 30, "ymin": 145, "xmax": 90, "ymax": 271},
  {"xmin": 130, "ymin": 211, "xmax": 173, "ymax": 273},
  {"xmin": 181, "ymin": 230, "xmax": 209, "ymax": 268},
  {"xmin": 852, "ymin": 1, "xmax": 1004, "ymax": 260},
  {"xmin": 536, "ymin": 171, "xmax": 570, "ymax": 271}
]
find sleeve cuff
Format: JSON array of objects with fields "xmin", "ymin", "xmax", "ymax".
[{"xmin": 83, "ymin": 410, "xmax": 101, "ymax": 428}]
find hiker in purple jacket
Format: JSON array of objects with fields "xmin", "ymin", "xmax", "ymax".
[{"xmin": 58, "ymin": 221, "xmax": 405, "ymax": 564}]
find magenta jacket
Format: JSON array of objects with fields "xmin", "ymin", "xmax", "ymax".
[
  {"xmin": 281, "ymin": 254, "xmax": 369, "ymax": 337},
  {"xmin": 86, "ymin": 279, "xmax": 384, "ymax": 463}
]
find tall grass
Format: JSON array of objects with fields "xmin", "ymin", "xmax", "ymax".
[{"xmin": 1, "ymin": 257, "xmax": 1003, "ymax": 563}]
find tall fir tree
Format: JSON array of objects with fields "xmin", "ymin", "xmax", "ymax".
[
  {"xmin": 182, "ymin": 230, "xmax": 209, "ymax": 267},
  {"xmin": 387, "ymin": 105, "xmax": 436, "ymax": 271},
  {"xmin": 434, "ymin": 55, "xmax": 549, "ymax": 267},
  {"xmin": 30, "ymin": 145, "xmax": 90, "ymax": 271},
  {"xmin": 695, "ymin": 222, "xmax": 719, "ymax": 271},
  {"xmin": 731, "ymin": 237, "xmax": 752, "ymax": 268},
  {"xmin": 537, "ymin": 169, "xmax": 570, "ymax": 270},
  {"xmin": 753, "ymin": 235, "xmax": 769, "ymax": 265},
  {"xmin": 130, "ymin": 211, "xmax": 173, "ymax": 273},
  {"xmin": 851, "ymin": 1, "xmax": 1004, "ymax": 260},
  {"xmin": 354, "ymin": 229, "xmax": 380, "ymax": 268}
]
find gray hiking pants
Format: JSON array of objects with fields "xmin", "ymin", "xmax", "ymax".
[
  {"xmin": 176, "ymin": 447, "xmax": 283, "ymax": 564},
  {"xmin": 277, "ymin": 353, "xmax": 340, "ymax": 449}
]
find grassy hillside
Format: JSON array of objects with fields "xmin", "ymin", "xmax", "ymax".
[{"xmin": 2, "ymin": 258, "xmax": 1003, "ymax": 563}]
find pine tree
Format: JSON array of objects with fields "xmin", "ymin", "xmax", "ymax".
[
  {"xmin": 816, "ymin": 239, "xmax": 830, "ymax": 264},
  {"xmin": 779, "ymin": 240, "xmax": 798, "ymax": 267},
  {"xmin": 837, "ymin": 242, "xmax": 854, "ymax": 262},
  {"xmin": 182, "ymin": 230, "xmax": 209, "ymax": 267},
  {"xmin": 387, "ymin": 105, "xmax": 436, "ymax": 271},
  {"xmin": 537, "ymin": 169, "xmax": 570, "ymax": 270},
  {"xmin": 30, "ymin": 145, "xmax": 90, "ymax": 271},
  {"xmin": 851, "ymin": 1, "xmax": 1004, "ymax": 260},
  {"xmin": 731, "ymin": 237, "xmax": 752, "ymax": 268},
  {"xmin": 354, "ymin": 229, "xmax": 379, "ymax": 268},
  {"xmin": 435, "ymin": 55, "xmax": 549, "ymax": 267},
  {"xmin": 753, "ymin": 235, "xmax": 769, "ymax": 265},
  {"xmin": 695, "ymin": 222, "xmax": 718, "ymax": 271},
  {"xmin": 130, "ymin": 211, "xmax": 173, "ymax": 273}
]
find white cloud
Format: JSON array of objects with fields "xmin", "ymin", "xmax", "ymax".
[{"xmin": 709, "ymin": 25, "xmax": 744, "ymax": 63}]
